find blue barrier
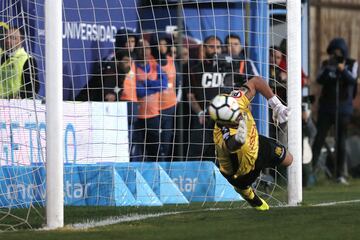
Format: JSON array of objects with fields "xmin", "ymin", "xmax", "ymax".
[
  {"xmin": 0, "ymin": 162, "xmax": 242, "ymax": 208},
  {"xmin": 0, "ymin": 166, "xmax": 46, "ymax": 208}
]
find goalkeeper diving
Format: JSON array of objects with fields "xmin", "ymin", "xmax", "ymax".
[{"xmin": 210, "ymin": 76, "xmax": 293, "ymax": 210}]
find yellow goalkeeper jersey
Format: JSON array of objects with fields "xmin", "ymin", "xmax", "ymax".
[{"xmin": 213, "ymin": 90, "xmax": 259, "ymax": 177}]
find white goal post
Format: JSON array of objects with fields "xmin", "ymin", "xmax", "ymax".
[
  {"xmin": 287, "ymin": 0, "xmax": 302, "ymax": 206},
  {"xmin": 45, "ymin": 0, "xmax": 63, "ymax": 229}
]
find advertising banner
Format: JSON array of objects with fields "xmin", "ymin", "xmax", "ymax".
[
  {"xmin": 0, "ymin": 162, "xmax": 241, "ymax": 208},
  {"xmin": 0, "ymin": 100, "xmax": 129, "ymax": 166}
]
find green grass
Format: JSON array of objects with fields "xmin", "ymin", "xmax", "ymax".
[{"xmin": 1, "ymin": 179, "xmax": 360, "ymax": 240}]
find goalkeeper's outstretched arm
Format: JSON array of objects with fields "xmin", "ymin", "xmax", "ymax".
[
  {"xmin": 243, "ymin": 76, "xmax": 274, "ymax": 100},
  {"xmin": 244, "ymin": 76, "xmax": 290, "ymax": 124}
]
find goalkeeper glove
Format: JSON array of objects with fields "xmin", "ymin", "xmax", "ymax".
[
  {"xmin": 234, "ymin": 117, "xmax": 247, "ymax": 144},
  {"xmin": 268, "ymin": 95, "xmax": 290, "ymax": 125}
]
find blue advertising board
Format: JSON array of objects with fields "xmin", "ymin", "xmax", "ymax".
[{"xmin": 0, "ymin": 162, "xmax": 242, "ymax": 208}]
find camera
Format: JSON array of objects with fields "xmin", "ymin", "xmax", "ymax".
[
  {"xmin": 326, "ymin": 55, "xmax": 345, "ymax": 77},
  {"xmin": 328, "ymin": 55, "xmax": 345, "ymax": 67},
  {"xmin": 334, "ymin": 56, "xmax": 345, "ymax": 64},
  {"xmin": 213, "ymin": 54, "xmax": 239, "ymax": 72},
  {"xmin": 213, "ymin": 54, "xmax": 248, "ymax": 93}
]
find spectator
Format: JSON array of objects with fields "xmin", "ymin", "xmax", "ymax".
[
  {"xmin": 269, "ymin": 45, "xmax": 287, "ymax": 98},
  {"xmin": 75, "ymin": 49, "xmax": 131, "ymax": 101},
  {"xmin": 150, "ymin": 34, "xmax": 177, "ymax": 161},
  {"xmin": 89, "ymin": 27, "xmax": 139, "ymax": 102},
  {"xmin": 115, "ymin": 27, "xmax": 139, "ymax": 59},
  {"xmin": 113, "ymin": 28, "xmax": 139, "ymax": 161},
  {"xmin": 187, "ymin": 35, "xmax": 222, "ymax": 161},
  {"xmin": 133, "ymin": 39, "xmax": 168, "ymax": 162},
  {"xmin": 98, "ymin": 27, "xmax": 139, "ymax": 103},
  {"xmin": 312, "ymin": 37, "xmax": 358, "ymax": 185},
  {"xmin": 0, "ymin": 25, "xmax": 39, "ymax": 99},
  {"xmin": 269, "ymin": 40, "xmax": 309, "ymax": 146},
  {"xmin": 268, "ymin": 45, "xmax": 288, "ymax": 146},
  {"xmin": 223, "ymin": 33, "xmax": 259, "ymax": 89},
  {"xmin": 276, "ymin": 39, "xmax": 309, "ymax": 97}
]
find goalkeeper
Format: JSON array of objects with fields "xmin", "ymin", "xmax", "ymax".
[{"xmin": 212, "ymin": 76, "xmax": 293, "ymax": 210}]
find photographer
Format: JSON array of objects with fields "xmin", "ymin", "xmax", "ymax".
[{"xmin": 312, "ymin": 38, "xmax": 358, "ymax": 184}]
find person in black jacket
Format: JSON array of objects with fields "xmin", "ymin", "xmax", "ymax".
[
  {"xmin": 75, "ymin": 49, "xmax": 131, "ymax": 101},
  {"xmin": 312, "ymin": 38, "xmax": 358, "ymax": 184},
  {"xmin": 224, "ymin": 33, "xmax": 259, "ymax": 87},
  {"xmin": 187, "ymin": 35, "xmax": 223, "ymax": 161}
]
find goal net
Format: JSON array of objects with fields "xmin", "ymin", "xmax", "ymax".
[{"xmin": 0, "ymin": 0, "xmax": 301, "ymax": 230}]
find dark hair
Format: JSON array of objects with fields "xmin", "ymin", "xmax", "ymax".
[
  {"xmin": 224, "ymin": 33, "xmax": 241, "ymax": 45},
  {"xmin": 280, "ymin": 39, "xmax": 287, "ymax": 54},
  {"xmin": 115, "ymin": 27, "xmax": 139, "ymax": 49},
  {"xmin": 270, "ymin": 45, "xmax": 281, "ymax": 52},
  {"xmin": 149, "ymin": 33, "xmax": 173, "ymax": 58},
  {"xmin": 326, "ymin": 37, "xmax": 348, "ymax": 58},
  {"xmin": 203, "ymin": 35, "xmax": 222, "ymax": 45},
  {"xmin": 115, "ymin": 49, "xmax": 131, "ymax": 61}
]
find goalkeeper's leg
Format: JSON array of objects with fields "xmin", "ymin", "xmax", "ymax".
[
  {"xmin": 235, "ymin": 186, "xmax": 269, "ymax": 211},
  {"xmin": 221, "ymin": 170, "xmax": 269, "ymax": 211}
]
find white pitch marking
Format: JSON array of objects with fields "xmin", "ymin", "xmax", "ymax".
[
  {"xmin": 69, "ymin": 212, "xmax": 182, "ymax": 230},
  {"xmin": 68, "ymin": 208, "xmax": 226, "ymax": 230},
  {"xmin": 311, "ymin": 199, "xmax": 360, "ymax": 207}
]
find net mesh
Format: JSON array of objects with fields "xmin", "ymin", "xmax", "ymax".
[{"xmin": 0, "ymin": 0, "xmax": 290, "ymax": 230}]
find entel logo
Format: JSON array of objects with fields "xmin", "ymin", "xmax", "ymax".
[
  {"xmin": 172, "ymin": 177, "xmax": 198, "ymax": 192},
  {"xmin": 6, "ymin": 181, "xmax": 91, "ymax": 200}
]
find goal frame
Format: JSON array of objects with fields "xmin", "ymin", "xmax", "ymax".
[{"xmin": 43, "ymin": 0, "xmax": 302, "ymax": 229}]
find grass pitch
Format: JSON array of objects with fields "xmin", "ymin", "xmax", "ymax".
[{"xmin": 2, "ymin": 179, "xmax": 360, "ymax": 240}]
